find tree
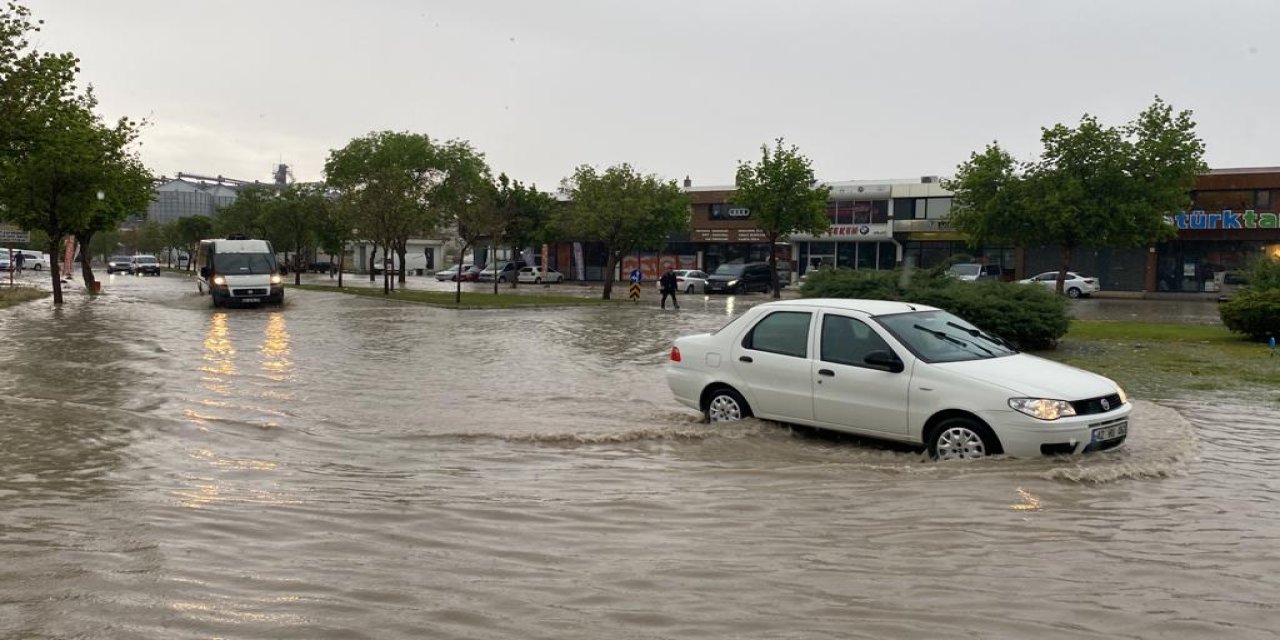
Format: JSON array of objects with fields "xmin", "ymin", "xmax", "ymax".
[
  {"xmin": 262, "ymin": 183, "xmax": 324, "ymax": 285},
  {"xmin": 0, "ymin": 2, "xmax": 151, "ymax": 303},
  {"xmin": 325, "ymin": 131, "xmax": 446, "ymax": 294},
  {"xmin": 173, "ymin": 215, "xmax": 213, "ymax": 268},
  {"xmin": 213, "ymin": 184, "xmax": 273, "ymax": 239},
  {"xmin": 946, "ymin": 97, "xmax": 1206, "ymax": 294},
  {"xmin": 87, "ymin": 227, "xmax": 120, "ymax": 264},
  {"xmin": 733, "ymin": 139, "xmax": 832, "ymax": 298},
  {"xmin": 70, "ymin": 138, "xmax": 154, "ymax": 287},
  {"xmin": 555, "ymin": 164, "xmax": 689, "ymax": 300},
  {"xmin": 432, "ymin": 142, "xmax": 494, "ymax": 303},
  {"xmin": 316, "ymin": 189, "xmax": 356, "ymax": 287},
  {"xmin": 493, "ymin": 174, "xmax": 555, "ymax": 291}
]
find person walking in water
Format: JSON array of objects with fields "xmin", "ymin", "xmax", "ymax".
[{"xmin": 659, "ymin": 266, "xmax": 680, "ymax": 310}]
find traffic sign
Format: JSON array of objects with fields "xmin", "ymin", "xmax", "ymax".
[{"xmin": 629, "ymin": 283, "xmax": 641, "ymax": 301}]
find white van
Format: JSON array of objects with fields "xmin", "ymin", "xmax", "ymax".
[
  {"xmin": 194, "ymin": 238, "xmax": 284, "ymax": 307},
  {"xmin": 10, "ymin": 249, "xmax": 49, "ymax": 271}
]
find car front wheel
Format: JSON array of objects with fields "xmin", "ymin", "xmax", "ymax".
[
  {"xmin": 705, "ymin": 387, "xmax": 751, "ymax": 423},
  {"xmin": 1066, "ymin": 287, "xmax": 1082, "ymax": 298},
  {"xmin": 928, "ymin": 417, "xmax": 1000, "ymax": 461}
]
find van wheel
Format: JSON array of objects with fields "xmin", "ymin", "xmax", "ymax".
[
  {"xmin": 928, "ymin": 417, "xmax": 1000, "ymax": 461},
  {"xmin": 685, "ymin": 284, "xmax": 695, "ymax": 294},
  {"xmin": 534, "ymin": 277, "xmax": 541, "ymax": 284},
  {"xmin": 33, "ymin": 264, "xmax": 42, "ymax": 271},
  {"xmin": 705, "ymin": 386, "xmax": 751, "ymax": 423},
  {"xmin": 1066, "ymin": 287, "xmax": 1082, "ymax": 298}
]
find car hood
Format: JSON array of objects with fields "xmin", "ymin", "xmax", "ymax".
[
  {"xmin": 934, "ymin": 353, "xmax": 1118, "ymax": 400},
  {"xmin": 705, "ymin": 274, "xmax": 743, "ymax": 281}
]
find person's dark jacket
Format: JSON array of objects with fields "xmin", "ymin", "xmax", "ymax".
[{"xmin": 659, "ymin": 270, "xmax": 677, "ymax": 293}]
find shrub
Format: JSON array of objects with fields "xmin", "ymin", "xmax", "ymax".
[
  {"xmin": 1219, "ymin": 289, "xmax": 1280, "ymax": 341},
  {"xmin": 799, "ymin": 268, "xmax": 1070, "ymax": 351},
  {"xmin": 1243, "ymin": 257, "xmax": 1280, "ymax": 293}
]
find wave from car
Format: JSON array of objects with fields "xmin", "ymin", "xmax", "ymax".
[{"xmin": 666, "ymin": 298, "xmax": 1130, "ymax": 460}]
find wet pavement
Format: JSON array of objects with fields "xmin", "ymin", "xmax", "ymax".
[{"xmin": 0, "ymin": 271, "xmax": 1276, "ymax": 639}]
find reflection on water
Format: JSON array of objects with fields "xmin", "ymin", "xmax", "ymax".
[{"xmin": 2, "ymin": 276, "xmax": 1279, "ymax": 639}]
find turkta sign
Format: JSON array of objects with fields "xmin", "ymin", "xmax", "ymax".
[{"xmin": 1171, "ymin": 210, "xmax": 1280, "ymax": 230}]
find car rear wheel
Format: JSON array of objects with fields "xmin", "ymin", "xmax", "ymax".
[
  {"xmin": 928, "ymin": 417, "xmax": 1000, "ymax": 461},
  {"xmin": 705, "ymin": 387, "xmax": 751, "ymax": 423},
  {"xmin": 685, "ymin": 284, "xmax": 695, "ymax": 294},
  {"xmin": 534, "ymin": 277, "xmax": 541, "ymax": 284},
  {"xmin": 1066, "ymin": 287, "xmax": 1082, "ymax": 298},
  {"xmin": 33, "ymin": 264, "xmax": 42, "ymax": 271}
]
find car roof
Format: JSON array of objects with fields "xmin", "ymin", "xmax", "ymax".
[{"xmin": 758, "ymin": 298, "xmax": 939, "ymax": 316}]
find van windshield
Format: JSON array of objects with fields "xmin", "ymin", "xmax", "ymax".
[
  {"xmin": 948, "ymin": 264, "xmax": 981, "ymax": 277},
  {"xmin": 214, "ymin": 253, "xmax": 276, "ymax": 274},
  {"xmin": 713, "ymin": 263, "xmax": 746, "ymax": 276}
]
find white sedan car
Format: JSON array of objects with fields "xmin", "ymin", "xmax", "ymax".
[
  {"xmin": 655, "ymin": 269, "xmax": 709, "ymax": 294},
  {"xmin": 1019, "ymin": 271, "xmax": 1100, "ymax": 298},
  {"xmin": 666, "ymin": 299, "xmax": 1130, "ymax": 460},
  {"xmin": 516, "ymin": 266, "xmax": 564, "ymax": 284}
]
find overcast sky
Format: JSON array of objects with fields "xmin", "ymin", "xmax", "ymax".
[{"xmin": 24, "ymin": 0, "xmax": 1280, "ymax": 189}]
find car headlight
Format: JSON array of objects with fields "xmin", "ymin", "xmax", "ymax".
[
  {"xmin": 727, "ymin": 279, "xmax": 739, "ymax": 287},
  {"xmin": 212, "ymin": 276, "xmax": 226, "ymax": 286},
  {"xmin": 1008, "ymin": 398, "xmax": 1077, "ymax": 421},
  {"xmin": 270, "ymin": 274, "xmax": 282, "ymax": 284},
  {"xmin": 1116, "ymin": 386, "xmax": 1128, "ymax": 404}
]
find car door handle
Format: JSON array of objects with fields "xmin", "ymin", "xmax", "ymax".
[
  {"xmin": 739, "ymin": 356, "xmax": 753, "ymax": 363},
  {"xmin": 818, "ymin": 369, "xmax": 834, "ymax": 377}
]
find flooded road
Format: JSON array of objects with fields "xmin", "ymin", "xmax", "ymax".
[{"xmin": 1, "ymin": 273, "xmax": 1277, "ymax": 639}]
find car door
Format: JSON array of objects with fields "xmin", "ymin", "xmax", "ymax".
[
  {"xmin": 729, "ymin": 310, "xmax": 816, "ymax": 422},
  {"xmin": 811, "ymin": 312, "xmax": 911, "ymax": 435}
]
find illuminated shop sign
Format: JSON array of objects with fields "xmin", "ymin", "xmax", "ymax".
[{"xmin": 1171, "ymin": 210, "xmax": 1280, "ymax": 230}]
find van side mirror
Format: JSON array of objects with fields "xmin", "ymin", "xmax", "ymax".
[
  {"xmin": 864, "ymin": 350, "xmax": 904, "ymax": 373},
  {"xmin": 200, "ymin": 266, "xmax": 209, "ymax": 278}
]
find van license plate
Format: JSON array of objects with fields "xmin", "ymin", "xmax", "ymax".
[
  {"xmin": 241, "ymin": 298, "xmax": 260, "ymax": 303},
  {"xmin": 1091, "ymin": 423, "xmax": 1127, "ymax": 442}
]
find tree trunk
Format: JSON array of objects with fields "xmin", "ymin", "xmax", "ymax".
[
  {"xmin": 338, "ymin": 253, "xmax": 345, "ymax": 288},
  {"xmin": 1057, "ymin": 246, "xmax": 1074, "ymax": 295},
  {"xmin": 768, "ymin": 235, "xmax": 781, "ymax": 299},
  {"xmin": 454, "ymin": 250, "xmax": 466, "ymax": 305},
  {"xmin": 294, "ymin": 244, "xmax": 302, "ymax": 286},
  {"xmin": 74, "ymin": 231, "xmax": 97, "ymax": 292},
  {"xmin": 382, "ymin": 245, "xmax": 392, "ymax": 294},
  {"xmin": 396, "ymin": 243, "xmax": 407, "ymax": 284},
  {"xmin": 509, "ymin": 245, "xmax": 519, "ymax": 289},
  {"xmin": 368, "ymin": 246, "xmax": 377, "ymax": 282},
  {"xmin": 602, "ymin": 252, "xmax": 617, "ymax": 300},
  {"xmin": 48, "ymin": 235, "xmax": 64, "ymax": 305}
]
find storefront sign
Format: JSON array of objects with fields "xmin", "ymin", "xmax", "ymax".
[
  {"xmin": 791, "ymin": 223, "xmax": 890, "ymax": 241},
  {"xmin": 692, "ymin": 228, "xmax": 770, "ymax": 243},
  {"xmin": 709, "ymin": 204, "xmax": 752, "ymax": 220},
  {"xmin": 1171, "ymin": 210, "xmax": 1280, "ymax": 230},
  {"xmin": 0, "ymin": 227, "xmax": 30, "ymax": 243}
]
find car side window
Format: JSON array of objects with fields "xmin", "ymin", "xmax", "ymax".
[
  {"xmin": 820, "ymin": 315, "xmax": 893, "ymax": 367},
  {"xmin": 743, "ymin": 311, "xmax": 811, "ymax": 358}
]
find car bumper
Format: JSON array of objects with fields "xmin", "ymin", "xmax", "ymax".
[
  {"xmin": 975, "ymin": 403, "xmax": 1132, "ymax": 457},
  {"xmin": 665, "ymin": 365, "xmax": 707, "ymax": 412}
]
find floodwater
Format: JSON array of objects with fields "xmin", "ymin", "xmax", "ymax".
[{"xmin": 1, "ymin": 273, "xmax": 1277, "ymax": 639}]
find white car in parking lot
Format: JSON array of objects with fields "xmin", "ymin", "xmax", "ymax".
[
  {"xmin": 1019, "ymin": 271, "xmax": 1100, "ymax": 298},
  {"xmin": 516, "ymin": 266, "xmax": 564, "ymax": 283},
  {"xmin": 666, "ymin": 299, "xmax": 1130, "ymax": 460}
]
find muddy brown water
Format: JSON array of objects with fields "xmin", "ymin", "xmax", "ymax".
[{"xmin": 1, "ymin": 273, "xmax": 1276, "ymax": 639}]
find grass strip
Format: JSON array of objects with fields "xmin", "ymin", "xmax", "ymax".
[{"xmin": 0, "ymin": 286, "xmax": 49, "ymax": 309}]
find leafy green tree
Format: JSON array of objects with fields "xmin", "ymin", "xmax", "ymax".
[
  {"xmin": 87, "ymin": 227, "xmax": 120, "ymax": 264},
  {"xmin": 494, "ymin": 174, "xmax": 556, "ymax": 291},
  {"xmin": 433, "ymin": 143, "xmax": 495, "ymax": 302},
  {"xmin": 213, "ymin": 184, "xmax": 273, "ymax": 239},
  {"xmin": 325, "ymin": 131, "xmax": 446, "ymax": 293},
  {"xmin": 733, "ymin": 139, "xmax": 832, "ymax": 298},
  {"xmin": 1, "ymin": 2, "xmax": 83, "ymax": 168},
  {"xmin": 262, "ymin": 183, "xmax": 325, "ymax": 285},
  {"xmin": 947, "ymin": 97, "xmax": 1206, "ymax": 294},
  {"xmin": 316, "ymin": 190, "xmax": 356, "ymax": 287},
  {"xmin": 70, "ymin": 141, "xmax": 154, "ymax": 286},
  {"xmin": 555, "ymin": 164, "xmax": 689, "ymax": 300},
  {"xmin": 174, "ymin": 215, "xmax": 213, "ymax": 269}
]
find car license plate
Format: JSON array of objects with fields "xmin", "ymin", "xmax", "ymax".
[
  {"xmin": 241, "ymin": 297, "xmax": 260, "ymax": 303},
  {"xmin": 1091, "ymin": 422, "xmax": 1128, "ymax": 442}
]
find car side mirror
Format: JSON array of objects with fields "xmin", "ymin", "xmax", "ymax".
[
  {"xmin": 200, "ymin": 266, "xmax": 209, "ymax": 278},
  {"xmin": 864, "ymin": 350, "xmax": 904, "ymax": 373}
]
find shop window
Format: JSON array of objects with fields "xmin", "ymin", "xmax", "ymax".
[
  {"xmin": 871, "ymin": 200, "xmax": 889, "ymax": 224},
  {"xmin": 893, "ymin": 198, "xmax": 916, "ymax": 220},
  {"xmin": 1257, "ymin": 190, "xmax": 1273, "ymax": 210},
  {"xmin": 1194, "ymin": 190, "xmax": 1252, "ymax": 212}
]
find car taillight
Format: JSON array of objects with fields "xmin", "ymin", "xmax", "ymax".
[
  {"xmin": 670, "ymin": 346, "xmax": 681, "ymax": 362},
  {"xmin": 1084, "ymin": 279, "xmax": 1096, "ymax": 284}
]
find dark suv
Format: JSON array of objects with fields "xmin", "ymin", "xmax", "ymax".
[{"xmin": 704, "ymin": 262, "xmax": 773, "ymax": 294}]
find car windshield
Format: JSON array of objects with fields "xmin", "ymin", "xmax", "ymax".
[
  {"xmin": 875, "ymin": 310, "xmax": 1017, "ymax": 363},
  {"xmin": 111, "ymin": 255, "xmax": 131, "ymax": 262},
  {"xmin": 214, "ymin": 253, "xmax": 276, "ymax": 274},
  {"xmin": 135, "ymin": 257, "xmax": 157, "ymax": 264},
  {"xmin": 948, "ymin": 264, "xmax": 981, "ymax": 276},
  {"xmin": 713, "ymin": 264, "xmax": 745, "ymax": 276}
]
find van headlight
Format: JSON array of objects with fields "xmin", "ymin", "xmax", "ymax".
[
  {"xmin": 270, "ymin": 274, "xmax": 282, "ymax": 284},
  {"xmin": 212, "ymin": 276, "xmax": 226, "ymax": 286},
  {"xmin": 1008, "ymin": 398, "xmax": 1077, "ymax": 421},
  {"xmin": 727, "ymin": 280, "xmax": 739, "ymax": 287}
]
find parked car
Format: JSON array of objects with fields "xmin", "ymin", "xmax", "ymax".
[
  {"xmin": 130, "ymin": 254, "xmax": 161, "ymax": 276},
  {"xmin": 655, "ymin": 269, "xmax": 709, "ymax": 294},
  {"xmin": 9, "ymin": 249, "xmax": 49, "ymax": 271},
  {"xmin": 517, "ymin": 266, "xmax": 564, "ymax": 283},
  {"xmin": 1018, "ymin": 271, "xmax": 1100, "ymax": 298},
  {"xmin": 434, "ymin": 263, "xmax": 474, "ymax": 281},
  {"xmin": 665, "ymin": 298, "xmax": 1130, "ymax": 460},
  {"xmin": 946, "ymin": 263, "xmax": 1001, "ymax": 281},
  {"xmin": 704, "ymin": 262, "xmax": 772, "ymax": 294},
  {"xmin": 107, "ymin": 255, "xmax": 134, "ymax": 274},
  {"xmin": 1215, "ymin": 270, "xmax": 1248, "ymax": 302},
  {"xmin": 0, "ymin": 254, "xmax": 9, "ymax": 271},
  {"xmin": 477, "ymin": 260, "xmax": 527, "ymax": 283}
]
